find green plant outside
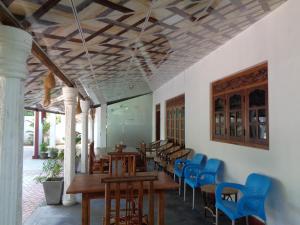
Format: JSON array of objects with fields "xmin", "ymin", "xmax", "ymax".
[
  {"xmin": 40, "ymin": 142, "xmax": 48, "ymax": 153},
  {"xmin": 34, "ymin": 159, "xmax": 63, "ymax": 183}
]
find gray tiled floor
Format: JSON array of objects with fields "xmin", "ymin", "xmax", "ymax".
[{"xmin": 24, "ymin": 187, "xmax": 245, "ymax": 225}]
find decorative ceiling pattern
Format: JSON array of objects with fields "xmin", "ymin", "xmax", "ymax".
[{"xmin": 4, "ymin": 0, "xmax": 286, "ymax": 112}]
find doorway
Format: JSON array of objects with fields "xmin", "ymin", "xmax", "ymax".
[{"xmin": 155, "ymin": 104, "xmax": 160, "ymax": 141}]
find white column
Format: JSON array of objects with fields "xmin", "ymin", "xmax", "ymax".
[
  {"xmin": 49, "ymin": 113, "xmax": 56, "ymax": 147},
  {"xmin": 100, "ymin": 104, "xmax": 107, "ymax": 147},
  {"xmin": 89, "ymin": 109, "xmax": 95, "ymax": 142},
  {"xmin": 62, "ymin": 87, "xmax": 78, "ymax": 206},
  {"xmin": 0, "ymin": 26, "xmax": 32, "ymax": 225},
  {"xmin": 80, "ymin": 100, "xmax": 89, "ymax": 173},
  {"xmin": 89, "ymin": 117, "xmax": 94, "ymax": 142},
  {"xmin": 95, "ymin": 107, "xmax": 101, "ymax": 148}
]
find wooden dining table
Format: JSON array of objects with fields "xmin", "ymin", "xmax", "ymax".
[{"xmin": 67, "ymin": 171, "xmax": 179, "ymax": 225}]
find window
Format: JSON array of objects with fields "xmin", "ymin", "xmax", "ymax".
[
  {"xmin": 166, "ymin": 94, "xmax": 185, "ymax": 146},
  {"xmin": 211, "ymin": 62, "xmax": 269, "ymax": 149}
]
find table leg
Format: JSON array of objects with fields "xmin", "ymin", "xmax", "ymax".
[
  {"xmin": 82, "ymin": 193, "xmax": 90, "ymax": 225},
  {"xmin": 158, "ymin": 191, "xmax": 165, "ymax": 225}
]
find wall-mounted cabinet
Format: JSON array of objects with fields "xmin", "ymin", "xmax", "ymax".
[
  {"xmin": 166, "ymin": 94, "xmax": 185, "ymax": 147},
  {"xmin": 211, "ymin": 62, "xmax": 269, "ymax": 149}
]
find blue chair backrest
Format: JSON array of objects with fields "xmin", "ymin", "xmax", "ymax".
[
  {"xmin": 203, "ymin": 158, "xmax": 222, "ymax": 173},
  {"xmin": 191, "ymin": 153, "xmax": 205, "ymax": 165},
  {"xmin": 199, "ymin": 159, "xmax": 222, "ymax": 184},
  {"xmin": 245, "ymin": 173, "xmax": 272, "ymax": 197}
]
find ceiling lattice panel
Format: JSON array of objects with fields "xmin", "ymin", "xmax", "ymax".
[{"xmin": 5, "ymin": 0, "xmax": 286, "ymax": 111}]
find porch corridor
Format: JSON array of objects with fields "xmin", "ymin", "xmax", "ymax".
[{"xmin": 24, "ymin": 189, "xmax": 239, "ymax": 225}]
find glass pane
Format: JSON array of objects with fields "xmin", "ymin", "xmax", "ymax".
[
  {"xmin": 249, "ymin": 110, "xmax": 257, "ymax": 122},
  {"xmin": 249, "ymin": 89, "xmax": 265, "ymax": 107},
  {"xmin": 221, "ymin": 125, "xmax": 225, "ymax": 136},
  {"xmin": 237, "ymin": 111, "xmax": 242, "ymax": 123},
  {"xmin": 215, "ymin": 114, "xmax": 219, "ymax": 124},
  {"xmin": 230, "ymin": 94, "xmax": 242, "ymax": 110},
  {"xmin": 236, "ymin": 125, "xmax": 243, "ymax": 137},
  {"xmin": 220, "ymin": 113, "xmax": 224, "ymax": 123},
  {"xmin": 230, "ymin": 125, "xmax": 236, "ymax": 136},
  {"xmin": 215, "ymin": 125, "xmax": 221, "ymax": 135},
  {"xmin": 259, "ymin": 125, "xmax": 267, "ymax": 140},
  {"xmin": 249, "ymin": 125, "xmax": 257, "ymax": 138},
  {"xmin": 107, "ymin": 94, "xmax": 152, "ymax": 147},
  {"xmin": 230, "ymin": 112, "xmax": 235, "ymax": 123},
  {"xmin": 258, "ymin": 109, "xmax": 266, "ymax": 123},
  {"xmin": 215, "ymin": 98, "xmax": 224, "ymax": 112}
]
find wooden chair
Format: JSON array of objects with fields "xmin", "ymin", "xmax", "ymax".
[
  {"xmin": 108, "ymin": 152, "xmax": 140, "ymax": 176},
  {"xmin": 102, "ymin": 173, "xmax": 158, "ymax": 225},
  {"xmin": 136, "ymin": 145, "xmax": 148, "ymax": 172},
  {"xmin": 153, "ymin": 142, "xmax": 174, "ymax": 169},
  {"xmin": 158, "ymin": 145, "xmax": 181, "ymax": 169},
  {"xmin": 89, "ymin": 142, "xmax": 109, "ymax": 174}
]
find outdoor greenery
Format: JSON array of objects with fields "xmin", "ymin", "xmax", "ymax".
[
  {"xmin": 24, "ymin": 111, "xmax": 34, "ymax": 146},
  {"xmin": 75, "ymin": 132, "xmax": 81, "ymax": 145},
  {"xmin": 42, "ymin": 120, "xmax": 51, "ymax": 145},
  {"xmin": 48, "ymin": 147, "xmax": 59, "ymax": 158},
  {"xmin": 24, "ymin": 110, "xmax": 34, "ymax": 116},
  {"xmin": 34, "ymin": 159, "xmax": 63, "ymax": 183},
  {"xmin": 56, "ymin": 115, "xmax": 61, "ymax": 125},
  {"xmin": 39, "ymin": 142, "xmax": 48, "ymax": 153}
]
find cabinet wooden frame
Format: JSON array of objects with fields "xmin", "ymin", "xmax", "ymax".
[
  {"xmin": 166, "ymin": 94, "xmax": 185, "ymax": 147},
  {"xmin": 211, "ymin": 62, "xmax": 269, "ymax": 150}
]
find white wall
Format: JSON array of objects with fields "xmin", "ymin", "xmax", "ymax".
[{"xmin": 153, "ymin": 1, "xmax": 300, "ymax": 224}]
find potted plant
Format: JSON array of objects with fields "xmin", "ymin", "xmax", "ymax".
[
  {"xmin": 48, "ymin": 147, "xmax": 59, "ymax": 159},
  {"xmin": 57, "ymin": 149, "xmax": 81, "ymax": 173},
  {"xmin": 34, "ymin": 158, "xmax": 63, "ymax": 205},
  {"xmin": 40, "ymin": 142, "xmax": 48, "ymax": 159}
]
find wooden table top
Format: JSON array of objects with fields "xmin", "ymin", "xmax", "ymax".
[
  {"xmin": 201, "ymin": 184, "xmax": 238, "ymax": 195},
  {"xmin": 94, "ymin": 146, "xmax": 138, "ymax": 160},
  {"xmin": 67, "ymin": 172, "xmax": 179, "ymax": 194}
]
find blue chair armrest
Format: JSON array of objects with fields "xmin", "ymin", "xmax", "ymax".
[
  {"xmin": 237, "ymin": 194, "xmax": 265, "ymax": 212},
  {"xmin": 216, "ymin": 183, "xmax": 246, "ymax": 202}
]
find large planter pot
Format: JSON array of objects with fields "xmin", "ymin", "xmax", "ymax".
[
  {"xmin": 40, "ymin": 152, "xmax": 48, "ymax": 159},
  {"xmin": 43, "ymin": 177, "xmax": 64, "ymax": 205}
]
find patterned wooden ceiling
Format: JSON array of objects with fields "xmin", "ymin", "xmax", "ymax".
[{"xmin": 4, "ymin": 0, "xmax": 286, "ymax": 112}]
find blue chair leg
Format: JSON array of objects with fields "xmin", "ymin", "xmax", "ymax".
[
  {"xmin": 184, "ymin": 182, "xmax": 186, "ymax": 201},
  {"xmin": 179, "ymin": 177, "xmax": 181, "ymax": 196},
  {"xmin": 192, "ymin": 188, "xmax": 195, "ymax": 209},
  {"xmin": 216, "ymin": 208, "xmax": 218, "ymax": 225}
]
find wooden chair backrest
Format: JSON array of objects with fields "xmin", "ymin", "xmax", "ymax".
[
  {"xmin": 168, "ymin": 148, "xmax": 192, "ymax": 162},
  {"xmin": 102, "ymin": 174, "xmax": 158, "ymax": 225},
  {"xmin": 156, "ymin": 142, "xmax": 173, "ymax": 156},
  {"xmin": 160, "ymin": 145, "xmax": 181, "ymax": 159},
  {"xmin": 108, "ymin": 152, "xmax": 139, "ymax": 176},
  {"xmin": 89, "ymin": 142, "xmax": 95, "ymax": 174}
]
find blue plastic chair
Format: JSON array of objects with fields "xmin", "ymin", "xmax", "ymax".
[
  {"xmin": 184, "ymin": 158, "xmax": 222, "ymax": 209},
  {"xmin": 215, "ymin": 173, "xmax": 272, "ymax": 225},
  {"xmin": 173, "ymin": 153, "xmax": 206, "ymax": 195}
]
